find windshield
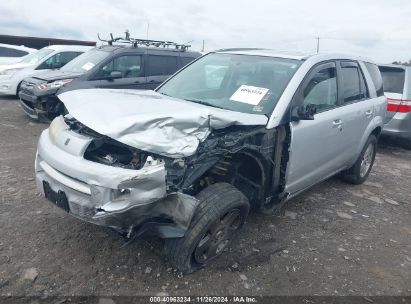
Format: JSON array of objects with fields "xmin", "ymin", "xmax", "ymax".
[
  {"xmin": 61, "ymin": 49, "xmax": 110, "ymax": 73},
  {"xmin": 20, "ymin": 48, "xmax": 53, "ymax": 65},
  {"xmin": 157, "ymin": 53, "xmax": 302, "ymax": 115}
]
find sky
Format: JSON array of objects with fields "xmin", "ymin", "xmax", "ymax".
[{"xmin": 1, "ymin": 0, "xmax": 410, "ymax": 63}]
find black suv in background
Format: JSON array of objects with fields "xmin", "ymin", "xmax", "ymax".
[{"xmin": 19, "ymin": 38, "xmax": 201, "ymax": 122}]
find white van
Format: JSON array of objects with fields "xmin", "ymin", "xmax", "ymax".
[{"xmin": 0, "ymin": 45, "xmax": 92, "ymax": 95}]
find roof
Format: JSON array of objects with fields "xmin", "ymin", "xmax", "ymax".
[
  {"xmin": 0, "ymin": 34, "xmax": 96, "ymax": 49},
  {"xmin": 216, "ymin": 48, "xmax": 311, "ymax": 60},
  {"xmin": 96, "ymin": 44, "xmax": 201, "ymax": 56},
  {"xmin": 378, "ymin": 63, "xmax": 411, "ymax": 70},
  {"xmin": 214, "ymin": 48, "xmax": 375, "ymax": 63}
]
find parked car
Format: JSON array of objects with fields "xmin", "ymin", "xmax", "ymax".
[
  {"xmin": 0, "ymin": 45, "xmax": 92, "ymax": 96},
  {"xmin": 0, "ymin": 43, "xmax": 36, "ymax": 64},
  {"xmin": 35, "ymin": 50, "xmax": 385, "ymax": 273},
  {"xmin": 19, "ymin": 42, "xmax": 201, "ymax": 122},
  {"xmin": 378, "ymin": 64, "xmax": 411, "ymax": 149}
]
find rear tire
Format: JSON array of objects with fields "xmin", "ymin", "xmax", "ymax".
[
  {"xmin": 341, "ymin": 135, "xmax": 377, "ymax": 185},
  {"xmin": 165, "ymin": 183, "xmax": 250, "ymax": 274}
]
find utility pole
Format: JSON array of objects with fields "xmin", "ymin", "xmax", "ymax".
[
  {"xmin": 316, "ymin": 36, "xmax": 320, "ymax": 53},
  {"xmin": 201, "ymin": 40, "xmax": 205, "ymax": 52},
  {"xmin": 146, "ymin": 21, "xmax": 150, "ymax": 40}
]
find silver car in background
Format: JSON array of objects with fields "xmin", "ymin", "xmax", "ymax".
[
  {"xmin": 35, "ymin": 50, "xmax": 386, "ymax": 273},
  {"xmin": 379, "ymin": 64, "xmax": 411, "ymax": 149}
]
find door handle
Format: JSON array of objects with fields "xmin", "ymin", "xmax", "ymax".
[
  {"xmin": 365, "ymin": 109, "xmax": 373, "ymax": 117},
  {"xmin": 134, "ymin": 81, "xmax": 140, "ymax": 84},
  {"xmin": 332, "ymin": 119, "xmax": 343, "ymax": 130},
  {"xmin": 149, "ymin": 80, "xmax": 156, "ymax": 83}
]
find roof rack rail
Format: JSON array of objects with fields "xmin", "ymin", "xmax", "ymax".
[{"xmin": 97, "ymin": 31, "xmax": 191, "ymax": 51}]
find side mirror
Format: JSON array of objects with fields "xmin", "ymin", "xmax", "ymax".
[
  {"xmin": 108, "ymin": 71, "xmax": 122, "ymax": 80},
  {"xmin": 291, "ymin": 104, "xmax": 317, "ymax": 121}
]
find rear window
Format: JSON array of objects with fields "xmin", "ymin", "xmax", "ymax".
[
  {"xmin": 378, "ymin": 66, "xmax": 405, "ymax": 94},
  {"xmin": 364, "ymin": 63, "xmax": 384, "ymax": 97},
  {"xmin": 148, "ymin": 55, "xmax": 178, "ymax": 76},
  {"xmin": 0, "ymin": 47, "xmax": 28, "ymax": 57}
]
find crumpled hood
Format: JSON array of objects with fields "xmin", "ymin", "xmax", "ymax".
[{"xmin": 58, "ymin": 89, "xmax": 268, "ymax": 158}]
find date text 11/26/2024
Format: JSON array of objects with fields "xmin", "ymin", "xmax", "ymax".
[{"xmin": 149, "ymin": 296, "xmax": 258, "ymax": 303}]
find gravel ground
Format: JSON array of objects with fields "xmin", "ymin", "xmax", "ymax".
[{"xmin": 0, "ymin": 96, "xmax": 410, "ymax": 297}]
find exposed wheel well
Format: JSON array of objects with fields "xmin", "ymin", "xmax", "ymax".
[
  {"xmin": 371, "ymin": 126, "xmax": 382, "ymax": 139},
  {"xmin": 206, "ymin": 151, "xmax": 266, "ymax": 207},
  {"xmin": 16, "ymin": 81, "xmax": 23, "ymax": 96}
]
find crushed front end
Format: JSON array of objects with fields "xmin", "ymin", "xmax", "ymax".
[
  {"xmin": 19, "ymin": 79, "xmax": 65, "ymax": 122},
  {"xmin": 35, "ymin": 115, "xmax": 198, "ymax": 238}
]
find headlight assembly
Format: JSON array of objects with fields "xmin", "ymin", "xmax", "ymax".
[{"xmin": 37, "ymin": 79, "xmax": 73, "ymax": 91}]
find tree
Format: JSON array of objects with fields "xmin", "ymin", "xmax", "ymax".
[{"xmin": 392, "ymin": 59, "xmax": 411, "ymax": 66}]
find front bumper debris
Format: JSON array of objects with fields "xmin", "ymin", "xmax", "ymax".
[
  {"xmin": 35, "ymin": 117, "xmax": 199, "ymax": 238},
  {"xmin": 19, "ymin": 81, "xmax": 60, "ymax": 122}
]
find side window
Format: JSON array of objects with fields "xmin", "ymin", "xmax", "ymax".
[
  {"xmin": 341, "ymin": 61, "xmax": 368, "ymax": 103},
  {"xmin": 97, "ymin": 55, "xmax": 142, "ymax": 78},
  {"xmin": 365, "ymin": 63, "xmax": 384, "ymax": 97},
  {"xmin": 37, "ymin": 52, "xmax": 80, "ymax": 70},
  {"xmin": 303, "ymin": 64, "xmax": 338, "ymax": 112},
  {"xmin": 148, "ymin": 55, "xmax": 178, "ymax": 76},
  {"xmin": 359, "ymin": 68, "xmax": 369, "ymax": 99},
  {"xmin": 180, "ymin": 56, "xmax": 196, "ymax": 67}
]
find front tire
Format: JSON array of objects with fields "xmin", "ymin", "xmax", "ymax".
[
  {"xmin": 165, "ymin": 183, "xmax": 250, "ymax": 274},
  {"xmin": 342, "ymin": 135, "xmax": 377, "ymax": 184}
]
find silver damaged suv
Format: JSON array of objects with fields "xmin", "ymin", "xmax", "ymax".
[{"xmin": 35, "ymin": 50, "xmax": 386, "ymax": 273}]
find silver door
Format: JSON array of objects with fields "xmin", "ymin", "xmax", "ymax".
[
  {"xmin": 335, "ymin": 60, "xmax": 375, "ymax": 166},
  {"xmin": 286, "ymin": 61, "xmax": 345, "ymax": 195}
]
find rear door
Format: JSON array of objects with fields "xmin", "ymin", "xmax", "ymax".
[
  {"xmin": 97, "ymin": 53, "xmax": 147, "ymax": 89},
  {"xmin": 335, "ymin": 60, "xmax": 376, "ymax": 165},
  {"xmin": 146, "ymin": 51, "xmax": 179, "ymax": 89},
  {"xmin": 287, "ymin": 61, "xmax": 345, "ymax": 194}
]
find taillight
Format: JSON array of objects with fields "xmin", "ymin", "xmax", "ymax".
[{"xmin": 387, "ymin": 98, "xmax": 411, "ymax": 113}]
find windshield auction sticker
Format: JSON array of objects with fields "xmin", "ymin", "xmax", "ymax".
[
  {"xmin": 230, "ymin": 85, "xmax": 269, "ymax": 105},
  {"xmin": 81, "ymin": 62, "xmax": 95, "ymax": 71}
]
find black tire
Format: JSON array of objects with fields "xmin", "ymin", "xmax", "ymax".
[
  {"xmin": 342, "ymin": 135, "xmax": 377, "ymax": 185},
  {"xmin": 165, "ymin": 183, "xmax": 250, "ymax": 274}
]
